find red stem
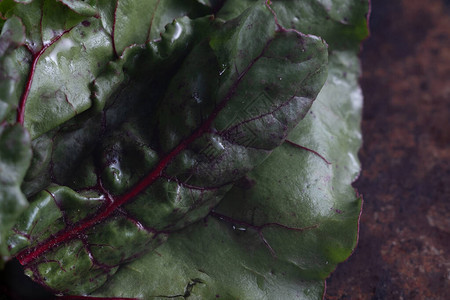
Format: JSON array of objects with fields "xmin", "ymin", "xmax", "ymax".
[
  {"xmin": 285, "ymin": 139, "xmax": 332, "ymax": 165},
  {"xmin": 16, "ymin": 35, "xmax": 276, "ymax": 266},
  {"xmin": 16, "ymin": 29, "xmax": 73, "ymax": 124},
  {"xmin": 111, "ymin": 0, "xmax": 119, "ymax": 58}
]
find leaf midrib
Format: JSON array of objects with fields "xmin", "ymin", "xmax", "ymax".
[{"xmin": 16, "ymin": 35, "xmax": 276, "ymax": 266}]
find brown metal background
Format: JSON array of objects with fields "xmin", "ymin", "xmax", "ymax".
[{"xmin": 325, "ymin": 0, "xmax": 450, "ymax": 299}]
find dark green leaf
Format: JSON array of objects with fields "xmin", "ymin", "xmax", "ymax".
[
  {"xmin": 0, "ymin": 0, "xmax": 368, "ymax": 297},
  {"xmin": 95, "ymin": 0, "xmax": 212, "ymax": 57},
  {"xmin": 91, "ymin": 49, "xmax": 363, "ymax": 300},
  {"xmin": 0, "ymin": 0, "xmax": 114, "ymax": 136},
  {"xmin": 218, "ymin": 0, "xmax": 369, "ymax": 51},
  {"xmin": 0, "ymin": 16, "xmax": 29, "ymax": 122},
  {"xmin": 0, "ymin": 124, "xmax": 32, "ymax": 256},
  {"xmin": 0, "ymin": 0, "xmax": 206, "ymax": 138},
  {"xmin": 7, "ymin": 4, "xmax": 328, "ymax": 295},
  {"xmin": 58, "ymin": 0, "xmax": 97, "ymax": 17},
  {"xmin": 0, "ymin": 16, "xmax": 25, "ymax": 54}
]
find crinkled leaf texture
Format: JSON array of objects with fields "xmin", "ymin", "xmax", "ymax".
[
  {"xmin": 0, "ymin": 124, "xmax": 32, "ymax": 258},
  {"xmin": 92, "ymin": 43, "xmax": 365, "ymax": 300},
  {"xmin": 0, "ymin": 0, "xmax": 368, "ymax": 298}
]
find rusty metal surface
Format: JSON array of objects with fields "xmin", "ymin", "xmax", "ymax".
[{"xmin": 325, "ymin": 0, "xmax": 450, "ymax": 299}]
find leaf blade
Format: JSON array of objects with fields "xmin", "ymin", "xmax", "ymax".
[
  {"xmin": 0, "ymin": 124, "xmax": 32, "ymax": 257},
  {"xmin": 90, "ymin": 35, "xmax": 365, "ymax": 300},
  {"xmin": 8, "ymin": 4, "xmax": 329, "ymax": 295}
]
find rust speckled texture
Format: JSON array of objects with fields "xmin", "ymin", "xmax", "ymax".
[{"xmin": 326, "ymin": 0, "xmax": 450, "ymax": 299}]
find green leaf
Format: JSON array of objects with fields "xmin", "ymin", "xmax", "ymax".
[
  {"xmin": 58, "ymin": 0, "xmax": 98, "ymax": 17},
  {"xmin": 0, "ymin": 16, "xmax": 29, "ymax": 122},
  {"xmin": 0, "ymin": 18, "xmax": 32, "ymax": 260},
  {"xmin": 218, "ymin": 0, "xmax": 369, "ymax": 51},
  {"xmin": 0, "ymin": 0, "xmax": 114, "ymax": 137},
  {"xmin": 0, "ymin": 0, "xmax": 205, "ymax": 138},
  {"xmin": 98, "ymin": 0, "xmax": 212, "ymax": 56},
  {"xmin": 0, "ymin": 15, "xmax": 25, "ymax": 53},
  {"xmin": 0, "ymin": 124, "xmax": 32, "ymax": 257},
  {"xmin": 22, "ymin": 18, "xmax": 114, "ymax": 138},
  {"xmin": 8, "ymin": 4, "xmax": 328, "ymax": 295},
  {"xmin": 1, "ymin": 0, "xmax": 368, "ymax": 297},
  {"xmin": 94, "ymin": 218, "xmax": 326, "ymax": 299},
  {"xmin": 91, "ymin": 49, "xmax": 363, "ymax": 300},
  {"xmin": 20, "ymin": 15, "xmax": 212, "ymax": 199}
]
